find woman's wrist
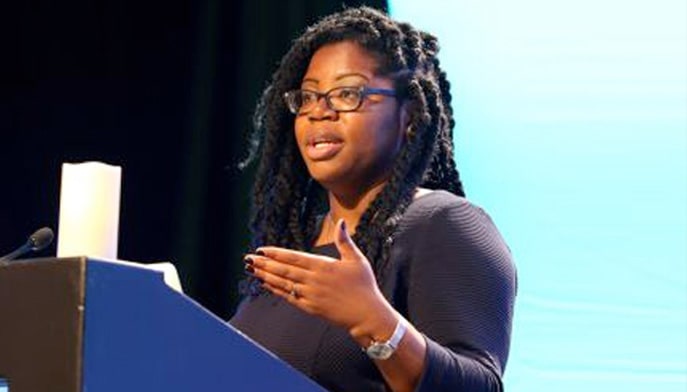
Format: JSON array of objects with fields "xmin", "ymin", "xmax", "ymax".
[{"xmin": 348, "ymin": 301, "xmax": 400, "ymax": 348}]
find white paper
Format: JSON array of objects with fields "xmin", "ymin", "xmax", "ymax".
[
  {"xmin": 103, "ymin": 259, "xmax": 184, "ymax": 293},
  {"xmin": 57, "ymin": 162, "xmax": 121, "ymax": 259}
]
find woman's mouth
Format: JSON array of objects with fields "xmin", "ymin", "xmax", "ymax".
[{"xmin": 305, "ymin": 137, "xmax": 344, "ymax": 161}]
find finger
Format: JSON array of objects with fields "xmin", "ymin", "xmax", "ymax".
[
  {"xmin": 262, "ymin": 281, "xmax": 295, "ymax": 301},
  {"xmin": 245, "ymin": 255, "xmax": 314, "ymax": 283},
  {"xmin": 256, "ymin": 246, "xmax": 338, "ymax": 267},
  {"xmin": 333, "ymin": 219, "xmax": 364, "ymax": 260},
  {"xmin": 247, "ymin": 255, "xmax": 309, "ymax": 282},
  {"xmin": 253, "ymin": 268, "xmax": 298, "ymax": 295},
  {"xmin": 261, "ymin": 280, "xmax": 304, "ymax": 305}
]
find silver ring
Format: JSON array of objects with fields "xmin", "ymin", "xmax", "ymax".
[{"xmin": 289, "ymin": 282, "xmax": 299, "ymax": 298}]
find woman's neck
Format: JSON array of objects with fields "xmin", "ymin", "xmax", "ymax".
[
  {"xmin": 313, "ymin": 180, "xmax": 387, "ymax": 246},
  {"xmin": 327, "ymin": 180, "xmax": 388, "ymax": 234}
]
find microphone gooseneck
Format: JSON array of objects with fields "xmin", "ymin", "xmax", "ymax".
[{"xmin": 0, "ymin": 227, "xmax": 55, "ymax": 263}]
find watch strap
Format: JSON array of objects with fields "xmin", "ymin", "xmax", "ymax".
[
  {"xmin": 364, "ymin": 319, "xmax": 407, "ymax": 359},
  {"xmin": 385, "ymin": 319, "xmax": 407, "ymax": 350}
]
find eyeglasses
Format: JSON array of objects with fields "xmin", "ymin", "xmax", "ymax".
[{"xmin": 283, "ymin": 86, "xmax": 396, "ymax": 115}]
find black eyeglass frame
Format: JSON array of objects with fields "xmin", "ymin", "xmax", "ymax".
[{"xmin": 283, "ymin": 85, "xmax": 397, "ymax": 115}]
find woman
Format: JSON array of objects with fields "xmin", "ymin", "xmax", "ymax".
[{"xmin": 230, "ymin": 6, "xmax": 516, "ymax": 392}]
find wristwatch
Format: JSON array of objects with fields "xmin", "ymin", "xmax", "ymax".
[{"xmin": 364, "ymin": 320, "xmax": 407, "ymax": 360}]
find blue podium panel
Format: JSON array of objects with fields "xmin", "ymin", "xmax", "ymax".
[{"xmin": 82, "ymin": 259, "xmax": 326, "ymax": 392}]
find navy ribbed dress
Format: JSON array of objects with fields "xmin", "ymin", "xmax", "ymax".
[{"xmin": 230, "ymin": 190, "xmax": 517, "ymax": 391}]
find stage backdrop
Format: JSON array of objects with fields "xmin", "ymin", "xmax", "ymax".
[
  {"xmin": 0, "ymin": 0, "xmax": 386, "ymax": 319},
  {"xmin": 390, "ymin": 0, "xmax": 687, "ymax": 391}
]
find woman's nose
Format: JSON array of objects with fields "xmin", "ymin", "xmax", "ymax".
[{"xmin": 307, "ymin": 97, "xmax": 338, "ymax": 121}]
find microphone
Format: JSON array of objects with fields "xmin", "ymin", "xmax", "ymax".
[{"xmin": 0, "ymin": 227, "xmax": 55, "ymax": 264}]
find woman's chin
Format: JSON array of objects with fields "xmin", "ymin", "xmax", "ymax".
[{"xmin": 308, "ymin": 170, "xmax": 346, "ymax": 188}]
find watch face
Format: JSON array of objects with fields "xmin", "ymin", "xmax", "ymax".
[{"xmin": 366, "ymin": 343, "xmax": 394, "ymax": 360}]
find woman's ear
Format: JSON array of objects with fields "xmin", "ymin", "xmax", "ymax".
[
  {"xmin": 400, "ymin": 101, "xmax": 410, "ymax": 128},
  {"xmin": 399, "ymin": 101, "xmax": 414, "ymax": 140}
]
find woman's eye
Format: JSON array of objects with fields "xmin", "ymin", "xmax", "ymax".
[
  {"xmin": 301, "ymin": 92, "xmax": 316, "ymax": 104},
  {"xmin": 337, "ymin": 88, "xmax": 359, "ymax": 101}
]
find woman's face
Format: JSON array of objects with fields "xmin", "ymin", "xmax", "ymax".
[{"xmin": 293, "ymin": 40, "xmax": 406, "ymax": 196}]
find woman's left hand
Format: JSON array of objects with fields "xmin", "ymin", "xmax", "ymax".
[{"xmin": 245, "ymin": 219, "xmax": 396, "ymax": 337}]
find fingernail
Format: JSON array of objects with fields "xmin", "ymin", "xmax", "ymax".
[
  {"xmin": 244, "ymin": 256, "xmax": 254, "ymax": 265},
  {"xmin": 339, "ymin": 220, "xmax": 348, "ymax": 241},
  {"xmin": 256, "ymin": 249, "xmax": 265, "ymax": 256},
  {"xmin": 244, "ymin": 265, "xmax": 255, "ymax": 274}
]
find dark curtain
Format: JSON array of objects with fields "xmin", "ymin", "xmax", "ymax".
[{"xmin": 0, "ymin": 0, "xmax": 386, "ymax": 319}]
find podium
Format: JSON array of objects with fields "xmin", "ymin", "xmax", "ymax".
[{"xmin": 0, "ymin": 257, "xmax": 326, "ymax": 392}]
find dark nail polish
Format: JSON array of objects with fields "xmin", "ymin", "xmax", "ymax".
[
  {"xmin": 256, "ymin": 249, "xmax": 265, "ymax": 256},
  {"xmin": 244, "ymin": 265, "xmax": 255, "ymax": 274},
  {"xmin": 339, "ymin": 220, "xmax": 348, "ymax": 242},
  {"xmin": 244, "ymin": 256, "xmax": 254, "ymax": 265}
]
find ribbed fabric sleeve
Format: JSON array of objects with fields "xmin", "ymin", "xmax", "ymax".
[{"xmin": 396, "ymin": 191, "xmax": 515, "ymax": 391}]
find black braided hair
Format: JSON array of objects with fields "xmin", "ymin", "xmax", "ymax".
[{"xmin": 240, "ymin": 6, "xmax": 465, "ymax": 296}]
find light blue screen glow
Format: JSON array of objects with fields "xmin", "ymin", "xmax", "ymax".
[{"xmin": 390, "ymin": 1, "xmax": 687, "ymax": 391}]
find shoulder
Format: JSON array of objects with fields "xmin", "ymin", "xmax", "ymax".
[
  {"xmin": 398, "ymin": 190, "xmax": 496, "ymax": 239},
  {"xmin": 394, "ymin": 190, "xmax": 514, "ymax": 277}
]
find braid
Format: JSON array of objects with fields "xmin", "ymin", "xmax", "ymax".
[
  {"xmin": 241, "ymin": 6, "xmax": 466, "ymax": 295},
  {"xmin": 422, "ymin": 46, "xmax": 465, "ymax": 197}
]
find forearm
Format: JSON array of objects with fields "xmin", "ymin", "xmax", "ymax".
[
  {"xmin": 348, "ymin": 302, "xmax": 504, "ymax": 392},
  {"xmin": 375, "ymin": 324, "xmax": 427, "ymax": 392},
  {"xmin": 349, "ymin": 305, "xmax": 427, "ymax": 392}
]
